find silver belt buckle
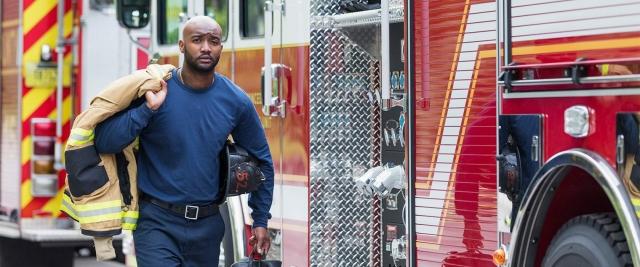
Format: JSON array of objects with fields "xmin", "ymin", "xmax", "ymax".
[{"xmin": 185, "ymin": 205, "xmax": 199, "ymax": 220}]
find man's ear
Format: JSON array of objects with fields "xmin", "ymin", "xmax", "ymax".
[{"xmin": 178, "ymin": 40, "xmax": 185, "ymax": 53}]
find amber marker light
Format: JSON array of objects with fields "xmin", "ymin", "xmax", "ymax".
[{"xmin": 492, "ymin": 248, "xmax": 506, "ymax": 266}]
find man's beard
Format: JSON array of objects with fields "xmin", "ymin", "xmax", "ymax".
[{"xmin": 185, "ymin": 53, "xmax": 219, "ymax": 73}]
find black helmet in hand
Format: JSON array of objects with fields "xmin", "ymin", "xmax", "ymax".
[{"xmin": 219, "ymin": 141, "xmax": 265, "ymax": 198}]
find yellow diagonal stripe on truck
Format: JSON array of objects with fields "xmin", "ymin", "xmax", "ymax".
[
  {"xmin": 21, "ymin": 88, "xmax": 54, "ymax": 121},
  {"xmin": 47, "ymin": 85, "xmax": 73, "ymax": 122},
  {"xmin": 21, "ymin": 180, "xmax": 33, "ymax": 208},
  {"xmin": 41, "ymin": 188, "xmax": 65, "ymax": 217},
  {"xmin": 21, "ymin": 137, "xmax": 31, "ymax": 165},
  {"xmin": 23, "ymin": 0, "xmax": 58, "ymax": 34},
  {"xmin": 23, "ymin": 12, "xmax": 73, "ymax": 63}
]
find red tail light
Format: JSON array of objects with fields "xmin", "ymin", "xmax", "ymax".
[{"xmin": 33, "ymin": 121, "xmax": 55, "ymax": 136}]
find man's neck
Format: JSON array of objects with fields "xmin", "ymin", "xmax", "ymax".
[{"xmin": 180, "ymin": 66, "xmax": 215, "ymax": 89}]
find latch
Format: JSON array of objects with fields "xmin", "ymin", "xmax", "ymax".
[
  {"xmin": 617, "ymin": 134, "xmax": 625, "ymax": 165},
  {"xmin": 531, "ymin": 135, "xmax": 539, "ymax": 162}
]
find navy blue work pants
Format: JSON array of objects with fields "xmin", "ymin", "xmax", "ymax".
[{"xmin": 133, "ymin": 200, "xmax": 225, "ymax": 267}]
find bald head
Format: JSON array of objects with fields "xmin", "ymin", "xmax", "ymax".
[
  {"xmin": 179, "ymin": 16, "xmax": 224, "ymax": 74},
  {"xmin": 182, "ymin": 16, "xmax": 222, "ymax": 41}
]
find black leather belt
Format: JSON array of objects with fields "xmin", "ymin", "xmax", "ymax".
[{"xmin": 140, "ymin": 193, "xmax": 219, "ymax": 220}]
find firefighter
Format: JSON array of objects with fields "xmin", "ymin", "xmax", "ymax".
[{"xmin": 94, "ymin": 16, "xmax": 274, "ymax": 266}]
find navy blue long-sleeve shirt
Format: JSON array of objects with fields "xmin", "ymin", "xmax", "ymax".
[{"xmin": 94, "ymin": 70, "xmax": 274, "ymax": 228}]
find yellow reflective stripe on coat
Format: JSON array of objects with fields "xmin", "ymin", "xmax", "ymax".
[
  {"xmin": 61, "ymin": 194, "xmax": 79, "ymax": 221},
  {"xmin": 79, "ymin": 211, "xmax": 123, "ymax": 224},
  {"xmin": 633, "ymin": 197, "xmax": 640, "ymax": 218},
  {"xmin": 73, "ymin": 200, "xmax": 122, "ymax": 224},
  {"xmin": 601, "ymin": 64, "xmax": 610, "ymax": 76},
  {"xmin": 59, "ymin": 195, "xmax": 139, "ymax": 227},
  {"xmin": 68, "ymin": 128, "xmax": 95, "ymax": 146},
  {"xmin": 78, "ymin": 209, "xmax": 139, "ymax": 226},
  {"xmin": 63, "ymin": 199, "xmax": 125, "ymax": 224},
  {"xmin": 122, "ymin": 223, "xmax": 137, "ymax": 230},
  {"xmin": 73, "ymin": 200, "xmax": 121, "ymax": 211},
  {"xmin": 134, "ymin": 137, "xmax": 140, "ymax": 150},
  {"xmin": 122, "ymin": 211, "xmax": 139, "ymax": 230}
]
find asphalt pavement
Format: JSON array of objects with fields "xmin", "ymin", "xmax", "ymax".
[{"xmin": 74, "ymin": 257, "xmax": 126, "ymax": 267}]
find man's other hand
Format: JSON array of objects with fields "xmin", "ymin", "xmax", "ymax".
[
  {"xmin": 145, "ymin": 80, "xmax": 167, "ymax": 111},
  {"xmin": 249, "ymin": 227, "xmax": 271, "ymax": 255}
]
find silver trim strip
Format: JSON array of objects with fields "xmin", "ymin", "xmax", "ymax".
[
  {"xmin": 508, "ymin": 149, "xmax": 640, "ymax": 266},
  {"xmin": 496, "ymin": 0, "xmax": 504, "ymax": 249},
  {"xmin": 407, "ymin": 0, "xmax": 416, "ymax": 265},
  {"xmin": 500, "ymin": 74, "xmax": 640, "ymax": 87},
  {"xmin": 55, "ymin": 0, "xmax": 66, "ymax": 172},
  {"xmin": 329, "ymin": 7, "xmax": 404, "ymax": 28},
  {"xmin": 17, "ymin": 0, "xmax": 25, "ymax": 229},
  {"xmin": 381, "ymin": 0, "xmax": 390, "ymax": 110},
  {"xmin": 583, "ymin": 74, "xmax": 640, "ymax": 83},
  {"xmin": 227, "ymin": 196, "xmax": 248, "ymax": 261},
  {"xmin": 503, "ymin": 88, "xmax": 640, "ymax": 99},
  {"xmin": 503, "ymin": 0, "xmax": 512, "ymax": 66}
]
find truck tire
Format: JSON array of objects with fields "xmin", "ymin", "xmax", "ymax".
[
  {"xmin": 220, "ymin": 202, "xmax": 235, "ymax": 267},
  {"xmin": 542, "ymin": 213, "xmax": 632, "ymax": 267}
]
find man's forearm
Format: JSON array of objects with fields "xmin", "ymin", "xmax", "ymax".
[
  {"xmin": 246, "ymin": 149, "xmax": 274, "ymax": 228},
  {"xmin": 248, "ymin": 175, "xmax": 274, "ymax": 228},
  {"xmin": 94, "ymin": 102, "xmax": 154, "ymax": 153},
  {"xmin": 232, "ymin": 100, "xmax": 275, "ymax": 228}
]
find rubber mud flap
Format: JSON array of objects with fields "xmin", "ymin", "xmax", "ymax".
[{"xmin": 65, "ymin": 146, "xmax": 109, "ymax": 197}]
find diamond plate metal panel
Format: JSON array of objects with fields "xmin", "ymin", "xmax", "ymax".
[
  {"xmin": 343, "ymin": 26, "xmax": 381, "ymax": 60},
  {"xmin": 309, "ymin": 25, "xmax": 381, "ymax": 266},
  {"xmin": 310, "ymin": 1, "xmax": 338, "ymax": 16},
  {"xmin": 311, "ymin": 0, "xmax": 368, "ymax": 16}
]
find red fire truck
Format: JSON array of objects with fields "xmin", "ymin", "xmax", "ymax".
[
  {"xmin": 2, "ymin": 0, "xmax": 639, "ymax": 266},
  {"xmin": 409, "ymin": 0, "xmax": 640, "ymax": 266},
  {"xmin": 122, "ymin": 0, "xmax": 638, "ymax": 266}
]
